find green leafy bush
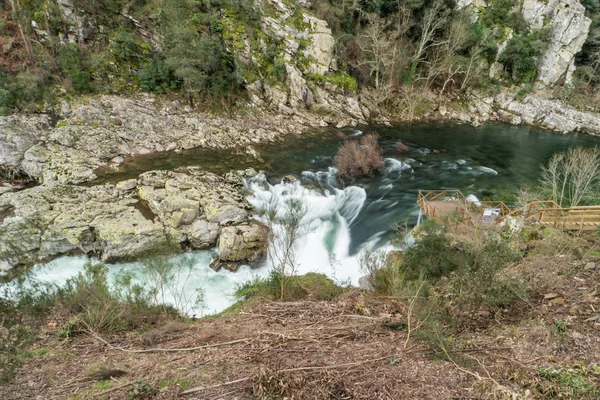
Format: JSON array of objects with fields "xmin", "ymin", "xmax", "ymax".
[
  {"xmin": 140, "ymin": 55, "xmax": 182, "ymax": 94},
  {"xmin": 498, "ymin": 31, "xmax": 549, "ymax": 83},
  {"xmin": 235, "ymin": 271, "xmax": 343, "ymax": 302},
  {"xmin": 57, "ymin": 44, "xmax": 93, "ymax": 93}
]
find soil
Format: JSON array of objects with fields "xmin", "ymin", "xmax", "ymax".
[{"xmin": 1, "ymin": 255, "xmax": 599, "ymax": 400}]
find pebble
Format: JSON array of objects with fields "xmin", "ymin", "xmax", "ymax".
[{"xmin": 585, "ymin": 262, "xmax": 596, "ymax": 270}]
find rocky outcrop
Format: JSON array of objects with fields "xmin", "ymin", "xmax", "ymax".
[
  {"xmin": 234, "ymin": 0, "xmax": 369, "ymax": 123},
  {"xmin": 211, "ymin": 221, "xmax": 269, "ymax": 271},
  {"xmin": 0, "ymin": 95, "xmax": 334, "ymax": 185},
  {"xmin": 449, "ymin": 90, "xmax": 600, "ymax": 135},
  {"xmin": 458, "ymin": 0, "xmax": 591, "ymax": 89},
  {"xmin": 0, "ymin": 167, "xmax": 268, "ymax": 269},
  {"xmin": 522, "ymin": 0, "xmax": 591, "ymax": 88}
]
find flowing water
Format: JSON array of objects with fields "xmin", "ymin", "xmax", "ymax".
[{"xmin": 17, "ymin": 122, "xmax": 600, "ymax": 315}]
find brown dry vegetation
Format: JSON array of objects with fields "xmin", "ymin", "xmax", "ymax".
[
  {"xmin": 2, "ymin": 251, "xmax": 599, "ymax": 400},
  {"xmin": 334, "ymin": 134, "xmax": 384, "ymax": 183}
]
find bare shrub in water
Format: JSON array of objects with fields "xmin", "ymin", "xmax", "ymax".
[{"xmin": 334, "ymin": 134, "xmax": 384, "ymax": 183}]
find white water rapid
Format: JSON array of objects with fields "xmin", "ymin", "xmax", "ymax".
[{"xmin": 20, "ymin": 170, "xmax": 375, "ymax": 316}]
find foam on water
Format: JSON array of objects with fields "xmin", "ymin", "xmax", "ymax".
[
  {"xmin": 26, "ymin": 251, "xmax": 270, "ymax": 317},
  {"xmin": 22, "ymin": 171, "xmax": 373, "ymax": 316}
]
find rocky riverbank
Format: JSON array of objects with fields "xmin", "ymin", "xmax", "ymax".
[{"xmin": 0, "ymin": 167, "xmax": 268, "ymax": 272}]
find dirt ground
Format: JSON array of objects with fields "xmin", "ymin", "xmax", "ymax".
[{"xmin": 1, "ymin": 255, "xmax": 599, "ymax": 400}]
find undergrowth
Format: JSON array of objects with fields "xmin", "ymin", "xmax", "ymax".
[{"xmin": 235, "ymin": 271, "xmax": 343, "ymax": 302}]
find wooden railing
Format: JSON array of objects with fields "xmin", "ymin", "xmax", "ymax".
[{"xmin": 417, "ymin": 190, "xmax": 600, "ymax": 232}]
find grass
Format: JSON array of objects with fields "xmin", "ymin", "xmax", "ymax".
[
  {"xmin": 235, "ymin": 271, "xmax": 344, "ymax": 302},
  {"xmin": 536, "ymin": 365, "xmax": 600, "ymax": 399}
]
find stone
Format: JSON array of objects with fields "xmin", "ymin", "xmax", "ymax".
[
  {"xmin": 358, "ymin": 275, "xmax": 374, "ymax": 292},
  {"xmin": 116, "ymin": 179, "xmax": 138, "ymax": 191},
  {"xmin": 211, "ymin": 221, "xmax": 269, "ymax": 271},
  {"xmin": 585, "ymin": 262, "xmax": 596, "ymax": 271},
  {"xmin": 544, "ymin": 293, "xmax": 559, "ymax": 300},
  {"xmin": 186, "ymin": 219, "xmax": 220, "ymax": 249}
]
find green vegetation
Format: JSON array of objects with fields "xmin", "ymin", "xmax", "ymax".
[
  {"xmin": 0, "ymin": 253, "xmax": 205, "ymax": 383},
  {"xmin": 235, "ymin": 271, "xmax": 343, "ymax": 302},
  {"xmin": 498, "ymin": 30, "xmax": 550, "ymax": 83},
  {"xmin": 362, "ymin": 221, "xmax": 526, "ymax": 334},
  {"xmin": 0, "ymin": 0, "xmax": 568, "ymax": 114},
  {"xmin": 537, "ymin": 365, "xmax": 600, "ymax": 399}
]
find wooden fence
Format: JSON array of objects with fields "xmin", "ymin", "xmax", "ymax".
[{"xmin": 417, "ymin": 190, "xmax": 600, "ymax": 232}]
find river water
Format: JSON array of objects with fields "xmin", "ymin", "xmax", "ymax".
[{"xmin": 21, "ymin": 122, "xmax": 600, "ymax": 315}]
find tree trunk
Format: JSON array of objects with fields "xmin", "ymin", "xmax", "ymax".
[{"xmin": 9, "ymin": 0, "xmax": 34, "ymax": 60}]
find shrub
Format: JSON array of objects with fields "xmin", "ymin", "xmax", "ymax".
[
  {"xmin": 235, "ymin": 271, "xmax": 343, "ymax": 302},
  {"xmin": 57, "ymin": 44, "xmax": 93, "ymax": 93},
  {"xmin": 140, "ymin": 56, "xmax": 182, "ymax": 94},
  {"xmin": 334, "ymin": 134, "xmax": 384, "ymax": 183},
  {"xmin": 402, "ymin": 221, "xmax": 466, "ymax": 280},
  {"xmin": 498, "ymin": 31, "xmax": 549, "ymax": 83}
]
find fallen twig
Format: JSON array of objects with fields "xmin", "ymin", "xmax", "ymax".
[
  {"xmin": 181, "ymin": 355, "xmax": 392, "ymax": 396},
  {"xmin": 90, "ymin": 330, "xmax": 250, "ymax": 353},
  {"xmin": 92, "ymin": 380, "xmax": 137, "ymax": 398}
]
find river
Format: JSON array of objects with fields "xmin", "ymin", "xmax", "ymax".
[{"xmin": 21, "ymin": 122, "xmax": 600, "ymax": 315}]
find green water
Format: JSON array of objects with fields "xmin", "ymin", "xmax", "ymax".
[{"xmin": 94, "ymin": 122, "xmax": 600, "ymax": 252}]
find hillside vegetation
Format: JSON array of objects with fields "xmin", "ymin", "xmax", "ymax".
[{"xmin": 1, "ymin": 0, "xmax": 600, "ymax": 115}]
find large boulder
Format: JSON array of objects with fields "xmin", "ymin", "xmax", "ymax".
[
  {"xmin": 0, "ymin": 183, "xmax": 167, "ymax": 264},
  {"xmin": 211, "ymin": 221, "xmax": 269, "ymax": 272}
]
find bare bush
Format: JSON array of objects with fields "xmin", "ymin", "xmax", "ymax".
[
  {"xmin": 540, "ymin": 146, "xmax": 600, "ymax": 207},
  {"xmin": 334, "ymin": 134, "xmax": 384, "ymax": 183}
]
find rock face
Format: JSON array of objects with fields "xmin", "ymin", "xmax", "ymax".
[
  {"xmin": 522, "ymin": 0, "xmax": 591, "ymax": 88},
  {"xmin": 211, "ymin": 221, "xmax": 269, "ymax": 272},
  {"xmin": 233, "ymin": 0, "xmax": 368, "ymax": 123},
  {"xmin": 458, "ymin": 0, "xmax": 591, "ymax": 89},
  {"xmin": 0, "ymin": 167, "xmax": 268, "ymax": 268}
]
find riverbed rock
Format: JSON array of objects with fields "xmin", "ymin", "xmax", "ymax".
[
  {"xmin": 211, "ymin": 221, "xmax": 269, "ymax": 272},
  {"xmin": 0, "ymin": 183, "xmax": 167, "ymax": 264},
  {"xmin": 0, "ymin": 115, "xmax": 49, "ymax": 180},
  {"xmin": 0, "ymin": 167, "xmax": 268, "ymax": 267},
  {"xmin": 462, "ymin": 90, "xmax": 600, "ymax": 135}
]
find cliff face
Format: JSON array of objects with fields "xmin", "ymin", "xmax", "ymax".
[{"xmin": 458, "ymin": 0, "xmax": 591, "ymax": 88}]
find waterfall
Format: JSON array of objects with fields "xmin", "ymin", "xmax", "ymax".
[
  {"xmin": 20, "ymin": 171, "xmax": 371, "ymax": 316},
  {"xmin": 246, "ymin": 173, "xmax": 368, "ymax": 284}
]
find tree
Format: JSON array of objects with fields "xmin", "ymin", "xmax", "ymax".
[
  {"xmin": 8, "ymin": 0, "xmax": 34, "ymax": 61},
  {"xmin": 540, "ymin": 146, "xmax": 600, "ymax": 207},
  {"xmin": 162, "ymin": 0, "xmax": 241, "ymax": 107},
  {"xmin": 263, "ymin": 198, "xmax": 308, "ymax": 300},
  {"xmin": 355, "ymin": 15, "xmax": 399, "ymax": 90},
  {"xmin": 407, "ymin": 0, "xmax": 449, "ymax": 84}
]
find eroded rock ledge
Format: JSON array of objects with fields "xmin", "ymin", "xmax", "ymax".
[{"xmin": 0, "ymin": 167, "xmax": 267, "ymax": 271}]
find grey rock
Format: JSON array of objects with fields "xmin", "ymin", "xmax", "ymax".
[{"xmin": 211, "ymin": 221, "xmax": 269, "ymax": 271}]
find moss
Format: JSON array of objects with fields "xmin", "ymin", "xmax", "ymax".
[{"xmin": 308, "ymin": 73, "xmax": 358, "ymax": 91}]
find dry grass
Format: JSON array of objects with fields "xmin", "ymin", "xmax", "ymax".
[{"xmin": 2, "ymin": 254, "xmax": 599, "ymax": 399}]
